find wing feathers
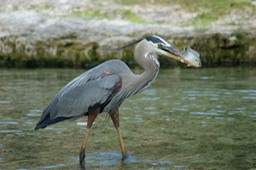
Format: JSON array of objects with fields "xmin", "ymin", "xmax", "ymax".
[{"xmin": 35, "ymin": 73, "xmax": 122, "ymax": 129}]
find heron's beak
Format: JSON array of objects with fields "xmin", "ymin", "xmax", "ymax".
[{"xmin": 161, "ymin": 45, "xmax": 191, "ymax": 66}]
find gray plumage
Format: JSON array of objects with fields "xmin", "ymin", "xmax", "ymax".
[{"xmin": 35, "ymin": 35, "xmax": 184, "ymax": 130}]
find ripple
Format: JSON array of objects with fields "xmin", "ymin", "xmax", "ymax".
[
  {"xmin": 186, "ymin": 92, "xmax": 219, "ymax": 97},
  {"xmin": 242, "ymin": 96, "xmax": 256, "ymax": 100},
  {"xmin": 235, "ymin": 90, "xmax": 256, "ymax": 93},
  {"xmin": 174, "ymin": 164, "xmax": 187, "ymax": 168},
  {"xmin": 0, "ymin": 100, "xmax": 11, "ymax": 104},
  {"xmin": 188, "ymin": 97, "xmax": 196, "ymax": 100},
  {"xmin": 228, "ymin": 111, "xmax": 236, "ymax": 115},
  {"xmin": 140, "ymin": 97, "xmax": 160, "ymax": 101},
  {"xmin": 209, "ymin": 98, "xmax": 218, "ymax": 101},
  {"xmin": 133, "ymin": 117, "xmax": 143, "ymax": 121},
  {"xmin": 189, "ymin": 112, "xmax": 219, "ymax": 116},
  {"xmin": 121, "ymin": 107, "xmax": 132, "ymax": 110},
  {"xmin": 0, "ymin": 130, "xmax": 22, "ymax": 133},
  {"xmin": 39, "ymin": 163, "xmax": 65, "ymax": 169},
  {"xmin": 30, "ymin": 109, "xmax": 43, "ymax": 113},
  {"xmin": 164, "ymin": 96, "xmax": 172, "ymax": 99},
  {"xmin": 151, "ymin": 160, "xmax": 170, "ymax": 166},
  {"xmin": 175, "ymin": 108, "xmax": 189, "ymax": 111},
  {"xmin": 26, "ymin": 113, "xmax": 41, "ymax": 117},
  {"xmin": 200, "ymin": 76, "xmax": 209, "ymax": 80},
  {"xmin": 215, "ymin": 110, "xmax": 225, "ymax": 113},
  {"xmin": 143, "ymin": 89, "xmax": 157, "ymax": 95},
  {"xmin": 0, "ymin": 121, "xmax": 18, "ymax": 125},
  {"xmin": 77, "ymin": 122, "xmax": 87, "ymax": 126},
  {"xmin": 236, "ymin": 107, "xmax": 246, "ymax": 111},
  {"xmin": 144, "ymin": 107, "xmax": 156, "ymax": 110},
  {"xmin": 251, "ymin": 112, "xmax": 256, "ymax": 119},
  {"xmin": 145, "ymin": 111, "xmax": 159, "ymax": 115}
]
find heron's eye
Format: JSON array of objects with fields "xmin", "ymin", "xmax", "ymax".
[{"xmin": 158, "ymin": 43, "xmax": 163, "ymax": 48}]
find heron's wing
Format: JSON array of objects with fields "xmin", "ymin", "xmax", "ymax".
[
  {"xmin": 48, "ymin": 74, "xmax": 121, "ymax": 119},
  {"xmin": 35, "ymin": 72, "xmax": 121, "ymax": 130},
  {"xmin": 35, "ymin": 60, "xmax": 130, "ymax": 129}
]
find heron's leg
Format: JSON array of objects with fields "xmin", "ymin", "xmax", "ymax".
[
  {"xmin": 79, "ymin": 109, "xmax": 99, "ymax": 166},
  {"xmin": 110, "ymin": 108, "xmax": 128, "ymax": 160}
]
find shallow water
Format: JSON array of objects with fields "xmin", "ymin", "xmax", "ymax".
[{"xmin": 0, "ymin": 67, "xmax": 256, "ymax": 169}]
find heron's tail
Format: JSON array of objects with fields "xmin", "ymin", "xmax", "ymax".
[{"xmin": 34, "ymin": 113, "xmax": 71, "ymax": 130}]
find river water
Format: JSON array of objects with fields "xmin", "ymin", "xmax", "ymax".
[{"xmin": 0, "ymin": 67, "xmax": 256, "ymax": 169}]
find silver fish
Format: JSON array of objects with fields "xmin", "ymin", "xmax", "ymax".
[{"xmin": 181, "ymin": 47, "xmax": 202, "ymax": 68}]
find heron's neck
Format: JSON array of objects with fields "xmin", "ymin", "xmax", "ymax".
[{"xmin": 133, "ymin": 44, "xmax": 160, "ymax": 92}]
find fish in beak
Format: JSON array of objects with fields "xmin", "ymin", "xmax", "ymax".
[{"xmin": 160, "ymin": 45, "xmax": 202, "ymax": 68}]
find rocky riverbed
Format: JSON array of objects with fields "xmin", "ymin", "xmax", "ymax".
[{"xmin": 0, "ymin": 0, "xmax": 256, "ymax": 67}]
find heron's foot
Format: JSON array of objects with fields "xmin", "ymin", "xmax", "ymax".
[
  {"xmin": 79, "ymin": 149, "xmax": 86, "ymax": 167},
  {"xmin": 121, "ymin": 151, "xmax": 129, "ymax": 161}
]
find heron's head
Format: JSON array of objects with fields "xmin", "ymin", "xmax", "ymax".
[
  {"xmin": 144, "ymin": 36, "xmax": 200, "ymax": 67},
  {"xmin": 113, "ymin": 35, "xmax": 201, "ymax": 68}
]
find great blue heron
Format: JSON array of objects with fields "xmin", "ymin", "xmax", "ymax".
[{"xmin": 35, "ymin": 35, "xmax": 200, "ymax": 166}]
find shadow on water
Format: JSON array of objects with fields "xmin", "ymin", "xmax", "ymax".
[{"xmin": 0, "ymin": 67, "xmax": 256, "ymax": 169}]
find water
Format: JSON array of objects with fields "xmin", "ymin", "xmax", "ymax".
[{"xmin": 0, "ymin": 67, "xmax": 256, "ymax": 169}]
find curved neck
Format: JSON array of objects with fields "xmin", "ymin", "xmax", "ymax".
[{"xmin": 133, "ymin": 41, "xmax": 160, "ymax": 92}]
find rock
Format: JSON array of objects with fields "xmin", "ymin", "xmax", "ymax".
[{"xmin": 0, "ymin": 1, "xmax": 255, "ymax": 67}]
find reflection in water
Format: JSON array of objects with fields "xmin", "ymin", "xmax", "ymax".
[
  {"xmin": 0, "ymin": 67, "xmax": 256, "ymax": 169},
  {"xmin": 86, "ymin": 152, "xmax": 151, "ymax": 166}
]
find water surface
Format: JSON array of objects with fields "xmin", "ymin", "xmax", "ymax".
[{"xmin": 0, "ymin": 67, "xmax": 256, "ymax": 169}]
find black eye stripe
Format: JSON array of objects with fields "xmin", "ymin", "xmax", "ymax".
[{"xmin": 146, "ymin": 36, "xmax": 167, "ymax": 45}]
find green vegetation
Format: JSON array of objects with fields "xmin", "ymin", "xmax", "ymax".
[
  {"xmin": 190, "ymin": 13, "xmax": 218, "ymax": 26},
  {"xmin": 25, "ymin": 0, "xmax": 256, "ymax": 26},
  {"xmin": 29, "ymin": 3, "xmax": 55, "ymax": 11},
  {"xmin": 69, "ymin": 10, "xmax": 104, "ymax": 19},
  {"xmin": 68, "ymin": 9, "xmax": 146, "ymax": 23},
  {"xmin": 114, "ymin": 0, "xmax": 253, "ymax": 12},
  {"xmin": 232, "ymin": 29, "xmax": 246, "ymax": 40},
  {"xmin": 114, "ymin": 0, "xmax": 255, "ymax": 26},
  {"xmin": 42, "ymin": 3, "xmax": 55, "ymax": 10},
  {"xmin": 123, "ymin": 9, "xmax": 146, "ymax": 23}
]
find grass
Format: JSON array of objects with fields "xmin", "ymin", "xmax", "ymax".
[
  {"xmin": 29, "ymin": 3, "xmax": 55, "ymax": 11},
  {"xmin": 68, "ymin": 8, "xmax": 146, "ymax": 23},
  {"xmin": 69, "ymin": 10, "xmax": 104, "ymax": 19},
  {"xmin": 27, "ymin": 0, "xmax": 255, "ymax": 26},
  {"xmin": 181, "ymin": 0, "xmax": 255, "ymax": 26},
  {"xmin": 114, "ymin": 0, "xmax": 255, "ymax": 26},
  {"xmin": 122, "ymin": 9, "xmax": 146, "ymax": 23},
  {"xmin": 190, "ymin": 13, "xmax": 218, "ymax": 26}
]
